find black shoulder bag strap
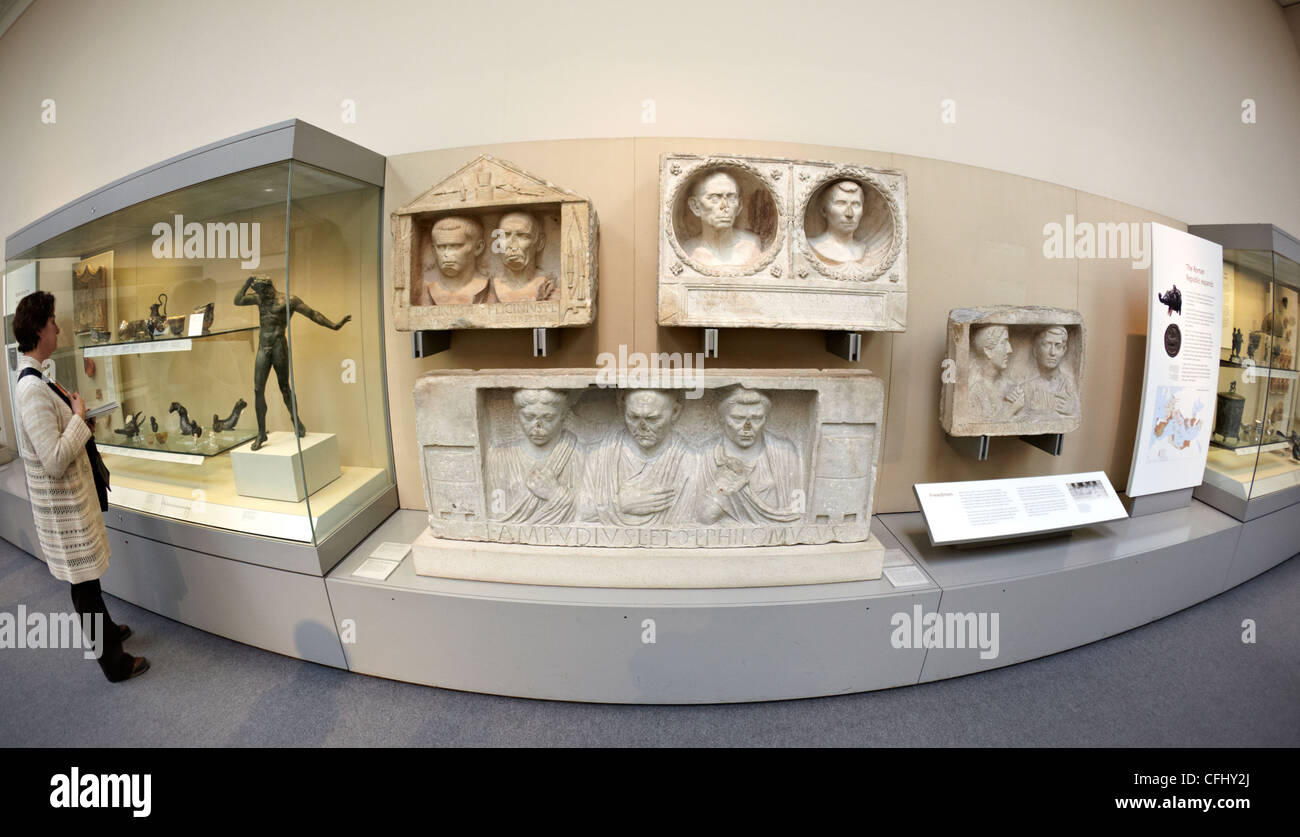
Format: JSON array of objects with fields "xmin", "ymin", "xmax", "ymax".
[{"xmin": 18, "ymin": 366, "xmax": 111, "ymax": 511}]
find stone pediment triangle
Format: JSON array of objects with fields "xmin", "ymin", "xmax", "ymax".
[{"xmin": 395, "ymin": 155, "xmax": 583, "ymax": 215}]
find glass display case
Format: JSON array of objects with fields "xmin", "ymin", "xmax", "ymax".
[
  {"xmin": 3, "ymin": 121, "xmax": 396, "ymax": 568},
  {"xmin": 1190, "ymin": 224, "xmax": 1300, "ymax": 520}
]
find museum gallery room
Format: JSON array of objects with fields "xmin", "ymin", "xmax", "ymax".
[{"xmin": 0, "ymin": 0, "xmax": 1297, "ymax": 756}]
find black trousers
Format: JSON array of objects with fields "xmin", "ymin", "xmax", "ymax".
[{"xmin": 69, "ymin": 579, "xmax": 132, "ymax": 681}]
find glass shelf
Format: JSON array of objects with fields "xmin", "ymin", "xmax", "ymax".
[
  {"xmin": 96, "ymin": 428, "xmax": 257, "ymax": 461},
  {"xmin": 79, "ymin": 325, "xmax": 258, "ymax": 357},
  {"xmin": 1210, "ymin": 438, "xmax": 1291, "ymax": 456},
  {"xmin": 1217, "ymin": 359, "xmax": 1298, "ymax": 379}
]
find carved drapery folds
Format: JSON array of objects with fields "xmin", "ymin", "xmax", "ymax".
[{"xmin": 415, "ymin": 370, "xmax": 885, "ymax": 548}]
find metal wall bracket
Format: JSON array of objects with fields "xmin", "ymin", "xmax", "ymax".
[
  {"xmin": 825, "ymin": 331, "xmax": 862, "ymax": 362},
  {"xmin": 703, "ymin": 328, "xmax": 719, "ymax": 359},
  {"xmin": 945, "ymin": 433, "xmax": 991, "ymax": 461},
  {"xmin": 1019, "ymin": 433, "xmax": 1065, "ymax": 456},
  {"xmin": 532, "ymin": 328, "xmax": 561, "ymax": 358},
  {"xmin": 413, "ymin": 330, "xmax": 452, "ymax": 358}
]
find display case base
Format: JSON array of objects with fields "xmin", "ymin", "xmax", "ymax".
[
  {"xmin": 1197, "ymin": 446, "xmax": 1300, "ymax": 520},
  {"xmin": 1226, "ymin": 502, "xmax": 1300, "ymax": 587},
  {"xmin": 0, "ymin": 461, "xmax": 41, "ymax": 559},
  {"xmin": 412, "ymin": 528, "xmax": 885, "ymax": 588},
  {"xmin": 101, "ymin": 526, "xmax": 346, "ymax": 668}
]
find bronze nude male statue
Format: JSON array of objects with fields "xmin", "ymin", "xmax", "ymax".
[{"xmin": 235, "ymin": 275, "xmax": 351, "ymax": 450}]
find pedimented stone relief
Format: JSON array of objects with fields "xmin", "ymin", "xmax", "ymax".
[{"xmin": 392, "ymin": 155, "xmax": 597, "ymax": 330}]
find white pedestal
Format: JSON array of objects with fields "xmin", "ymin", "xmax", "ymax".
[
  {"xmin": 230, "ymin": 431, "xmax": 340, "ymax": 502},
  {"xmin": 412, "ymin": 528, "xmax": 886, "ymax": 588}
]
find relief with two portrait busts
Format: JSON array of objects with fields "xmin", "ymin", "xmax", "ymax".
[
  {"xmin": 391, "ymin": 155, "xmax": 598, "ymax": 331},
  {"xmin": 940, "ymin": 306, "xmax": 1086, "ymax": 437},
  {"xmin": 658, "ymin": 153, "xmax": 908, "ymax": 332}
]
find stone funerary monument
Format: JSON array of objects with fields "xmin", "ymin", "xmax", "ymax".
[
  {"xmin": 940, "ymin": 306, "xmax": 1086, "ymax": 437},
  {"xmin": 411, "ymin": 369, "xmax": 887, "ymax": 588},
  {"xmin": 391, "ymin": 155, "xmax": 598, "ymax": 331},
  {"xmin": 657, "ymin": 153, "xmax": 908, "ymax": 332}
]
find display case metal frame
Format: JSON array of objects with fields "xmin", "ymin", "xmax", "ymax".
[
  {"xmin": 6, "ymin": 120, "xmax": 384, "ymax": 256},
  {"xmin": 1188, "ymin": 224, "xmax": 1300, "ymax": 521}
]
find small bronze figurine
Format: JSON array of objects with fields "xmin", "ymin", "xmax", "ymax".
[
  {"xmin": 114, "ymin": 411, "xmax": 146, "ymax": 441},
  {"xmin": 169, "ymin": 401, "xmax": 203, "ymax": 438},
  {"xmin": 1247, "ymin": 331, "xmax": 1261, "ymax": 361},
  {"xmin": 212, "ymin": 398, "xmax": 248, "ymax": 432}
]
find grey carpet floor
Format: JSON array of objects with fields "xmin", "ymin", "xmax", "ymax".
[{"xmin": 0, "ymin": 536, "xmax": 1296, "ymax": 747}]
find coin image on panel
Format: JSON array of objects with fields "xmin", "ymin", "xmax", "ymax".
[{"xmin": 1163, "ymin": 323, "xmax": 1182, "ymax": 358}]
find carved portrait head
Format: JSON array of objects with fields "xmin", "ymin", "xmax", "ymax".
[
  {"xmin": 497, "ymin": 211, "xmax": 546, "ymax": 274},
  {"xmin": 798, "ymin": 170, "xmax": 903, "ymax": 280},
  {"xmin": 688, "ymin": 171, "xmax": 744, "ymax": 233},
  {"xmin": 1033, "ymin": 325, "xmax": 1069, "ymax": 372},
  {"xmin": 972, "ymin": 324, "xmax": 1013, "ymax": 371},
  {"xmin": 718, "ymin": 387, "xmax": 772, "ymax": 449},
  {"xmin": 512, "ymin": 388, "xmax": 569, "ymax": 447},
  {"xmin": 431, "ymin": 216, "xmax": 486, "ymax": 279},
  {"xmin": 619, "ymin": 389, "xmax": 682, "ymax": 452},
  {"xmin": 819, "ymin": 181, "xmax": 864, "ymax": 239},
  {"xmin": 667, "ymin": 159, "xmax": 782, "ymax": 276}
]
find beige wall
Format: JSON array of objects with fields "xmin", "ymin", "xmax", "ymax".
[{"xmin": 385, "ymin": 138, "xmax": 1184, "ymax": 514}]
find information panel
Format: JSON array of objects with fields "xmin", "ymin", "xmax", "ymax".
[
  {"xmin": 914, "ymin": 471, "xmax": 1128, "ymax": 546},
  {"xmin": 1126, "ymin": 223, "xmax": 1223, "ymax": 497}
]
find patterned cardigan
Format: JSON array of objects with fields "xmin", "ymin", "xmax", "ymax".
[{"xmin": 14, "ymin": 354, "xmax": 110, "ymax": 583}]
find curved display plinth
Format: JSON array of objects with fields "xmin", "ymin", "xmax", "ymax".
[
  {"xmin": 3, "ymin": 495, "xmax": 1296, "ymax": 703},
  {"xmin": 324, "ymin": 500, "xmax": 1297, "ymax": 703},
  {"xmin": 330, "ymin": 513, "xmax": 933, "ymax": 703},
  {"xmin": 883, "ymin": 508, "xmax": 1238, "ymax": 683}
]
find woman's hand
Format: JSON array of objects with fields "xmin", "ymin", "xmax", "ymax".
[{"xmin": 70, "ymin": 392, "xmax": 87, "ymax": 421}]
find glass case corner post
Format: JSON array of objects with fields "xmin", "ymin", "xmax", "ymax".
[{"xmin": 284, "ymin": 161, "xmax": 390, "ymax": 546}]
